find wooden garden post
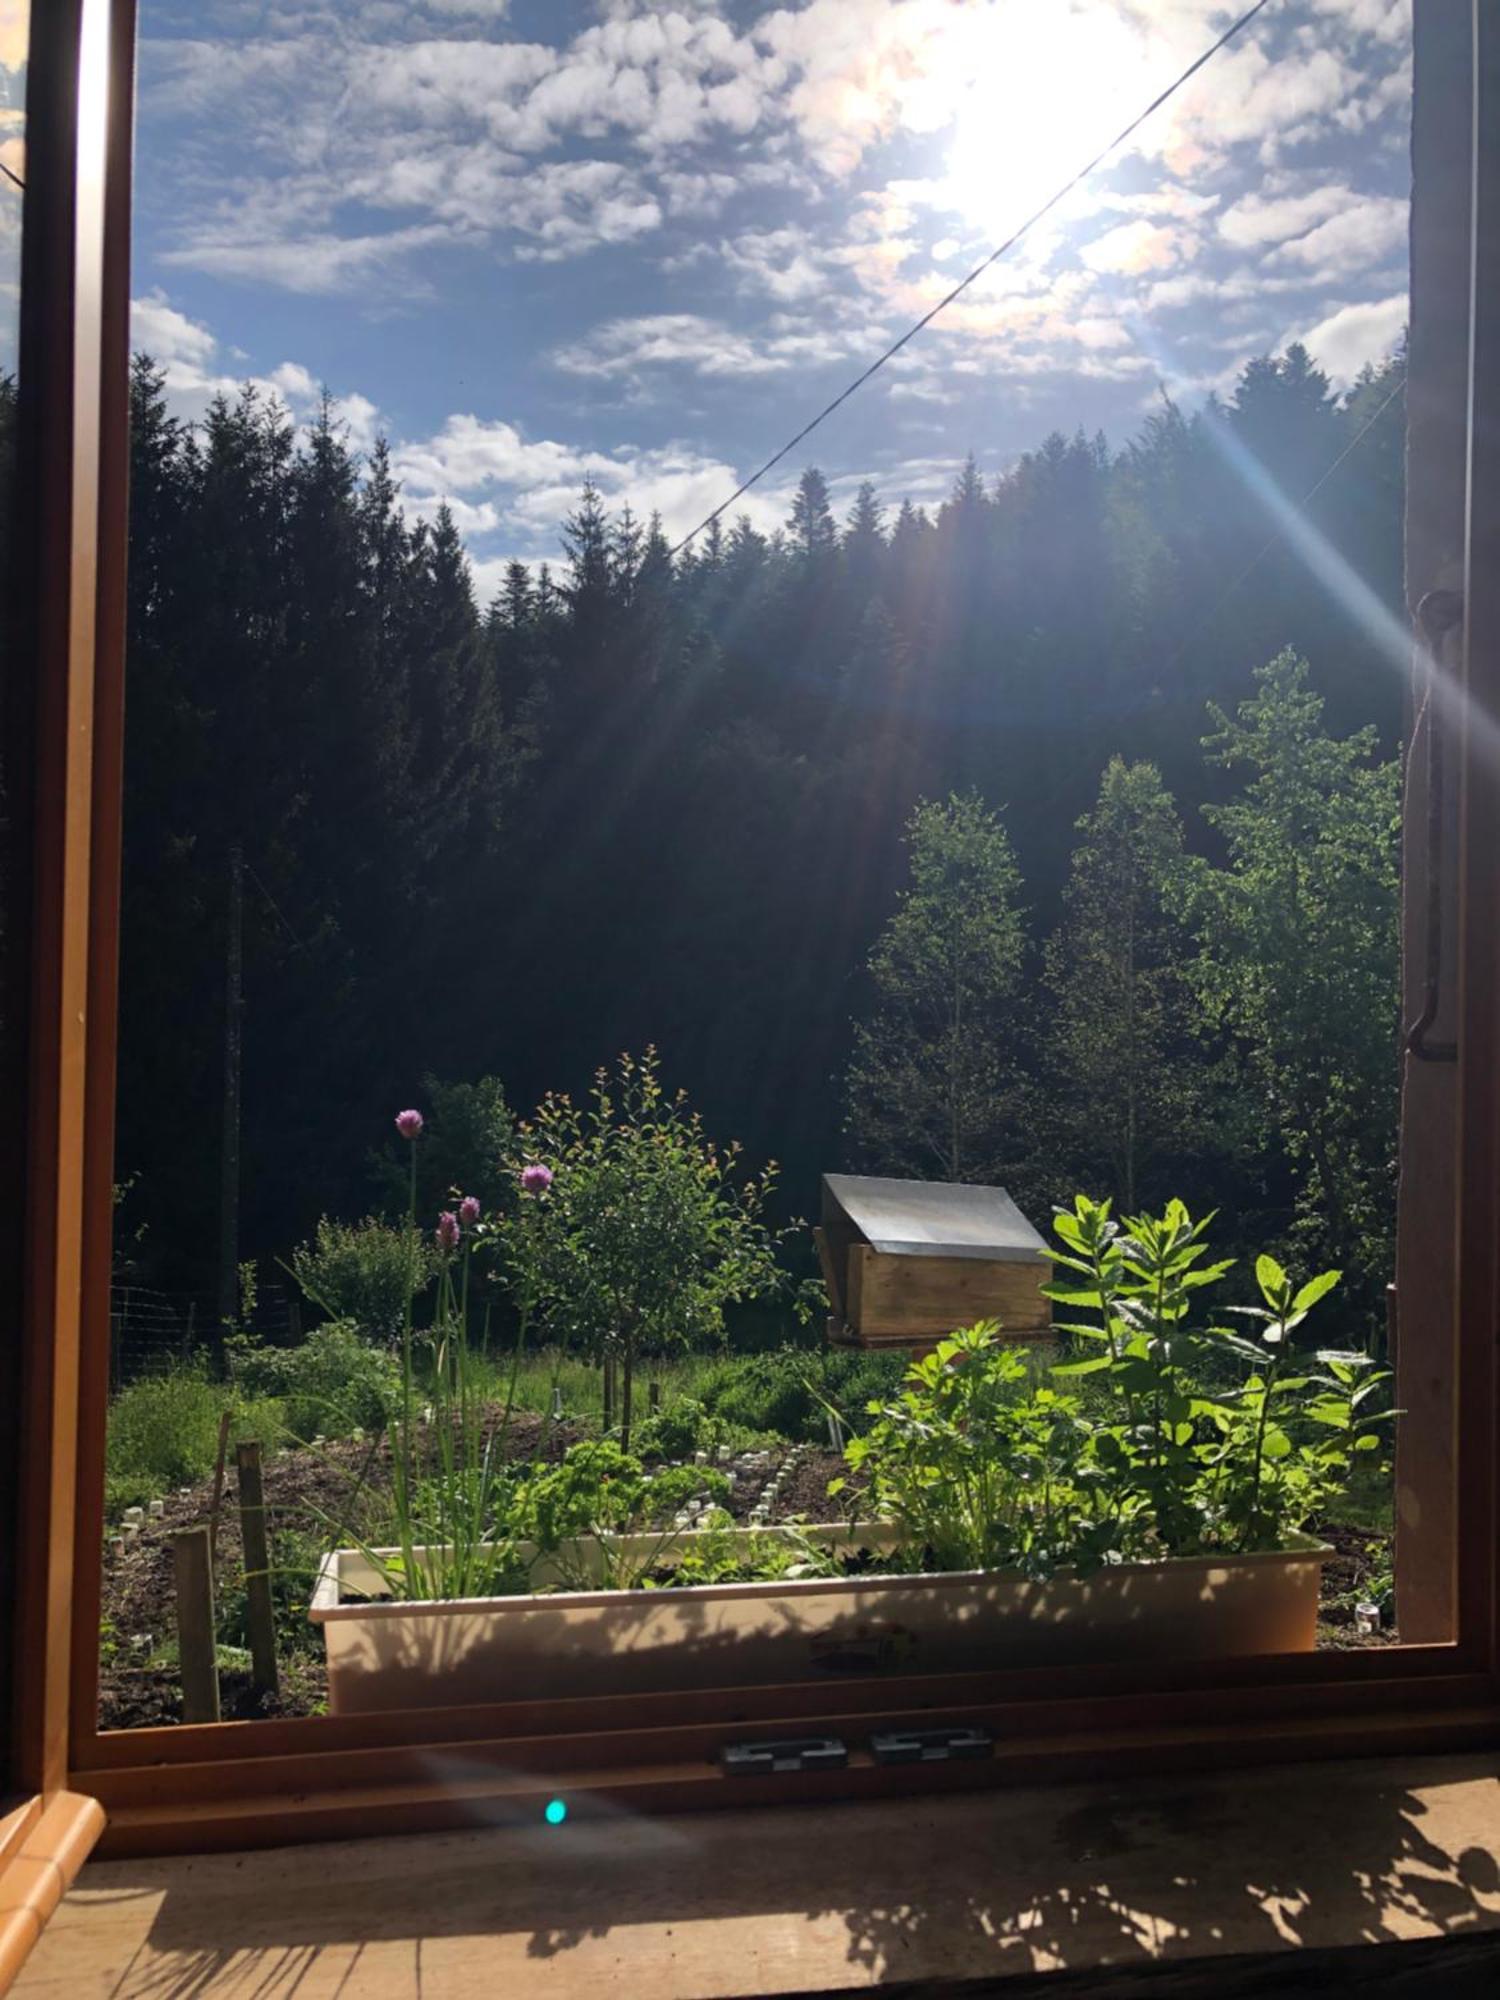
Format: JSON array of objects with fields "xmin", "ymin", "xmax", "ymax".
[
  {"xmin": 235, "ymin": 1442, "xmax": 280, "ymax": 1699},
  {"xmin": 172, "ymin": 1527, "xmax": 220, "ymax": 1725}
]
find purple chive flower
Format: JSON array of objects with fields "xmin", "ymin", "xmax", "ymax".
[
  {"xmin": 520, "ymin": 1162, "xmax": 554, "ymax": 1195},
  {"xmin": 395, "ymin": 1108, "xmax": 424, "ymax": 1141},
  {"xmin": 458, "ymin": 1195, "xmax": 481, "ymax": 1227},
  {"xmin": 436, "ymin": 1210, "xmax": 460, "ymax": 1252}
]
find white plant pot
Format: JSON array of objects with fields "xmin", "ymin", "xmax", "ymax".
[{"xmin": 310, "ymin": 1525, "xmax": 1329, "ymax": 1716}]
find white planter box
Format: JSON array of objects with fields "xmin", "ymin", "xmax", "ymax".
[{"xmin": 310, "ymin": 1525, "xmax": 1329, "ymax": 1716}]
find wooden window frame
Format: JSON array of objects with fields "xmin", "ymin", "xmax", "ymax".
[{"xmin": 6, "ymin": 0, "xmax": 1500, "ymax": 1871}]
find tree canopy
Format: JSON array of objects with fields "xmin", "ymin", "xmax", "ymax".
[{"xmin": 34, "ymin": 335, "xmax": 1405, "ymax": 1317}]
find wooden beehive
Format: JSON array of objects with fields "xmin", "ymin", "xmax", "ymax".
[{"xmin": 817, "ymin": 1174, "xmax": 1053, "ymax": 1351}]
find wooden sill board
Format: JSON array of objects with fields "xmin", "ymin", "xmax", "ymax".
[
  {"xmin": 11, "ymin": 1752, "xmax": 1500, "ymax": 1997},
  {"xmin": 0, "ymin": 1793, "xmax": 105, "ymax": 1994}
]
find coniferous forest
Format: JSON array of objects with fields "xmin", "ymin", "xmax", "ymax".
[{"xmin": 99, "ymin": 338, "xmax": 1404, "ymax": 1327}]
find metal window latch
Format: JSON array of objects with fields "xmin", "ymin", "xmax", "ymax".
[
  {"xmin": 720, "ymin": 1736, "xmax": 849, "ymax": 1776},
  {"xmin": 1405, "ymin": 590, "xmax": 1463, "ymax": 1064},
  {"xmin": 870, "ymin": 1725, "xmax": 994, "ymax": 1766}
]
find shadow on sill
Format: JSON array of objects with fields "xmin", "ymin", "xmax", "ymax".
[{"xmin": 36, "ymin": 1753, "xmax": 1500, "ymax": 1997}]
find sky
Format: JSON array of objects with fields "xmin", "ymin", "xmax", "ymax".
[{"xmin": 109, "ymin": 1, "xmax": 1413, "ymax": 598}]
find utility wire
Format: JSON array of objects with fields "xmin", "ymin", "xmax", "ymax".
[
  {"xmin": 1155, "ymin": 372, "xmax": 1405, "ymax": 683},
  {"xmin": 245, "ymin": 860, "xmax": 311, "ymax": 954},
  {"xmin": 669, "ymin": 0, "xmax": 1279, "ymax": 556},
  {"xmin": 0, "ymin": 161, "xmax": 23, "ymax": 193}
]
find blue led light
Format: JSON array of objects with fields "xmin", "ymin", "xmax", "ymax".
[{"xmin": 544, "ymin": 1798, "xmax": 568, "ymax": 1826}]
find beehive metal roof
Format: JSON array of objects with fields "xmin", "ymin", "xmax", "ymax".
[{"xmin": 821, "ymin": 1175, "xmax": 1049, "ymax": 1263}]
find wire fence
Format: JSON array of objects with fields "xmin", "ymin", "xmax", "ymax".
[{"xmin": 110, "ymin": 1281, "xmax": 301, "ymax": 1389}]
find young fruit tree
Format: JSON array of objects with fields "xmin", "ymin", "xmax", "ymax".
[{"xmin": 495, "ymin": 1049, "xmax": 787, "ymax": 1449}]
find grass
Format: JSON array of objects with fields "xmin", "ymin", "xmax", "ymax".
[
  {"xmin": 468, "ymin": 1347, "xmax": 742, "ymax": 1424},
  {"xmin": 105, "ymin": 1360, "xmax": 284, "ymax": 1515}
]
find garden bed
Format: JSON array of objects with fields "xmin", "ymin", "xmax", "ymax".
[
  {"xmin": 97, "ymin": 1428, "xmax": 1397, "ymax": 1729},
  {"xmin": 311, "ymin": 1526, "xmax": 1332, "ymax": 1714}
]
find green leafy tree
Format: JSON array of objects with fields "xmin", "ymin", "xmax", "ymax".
[
  {"xmin": 372, "ymin": 1073, "xmax": 514, "ymax": 1219},
  {"xmin": 845, "ymin": 792, "xmax": 1025, "ymax": 1182},
  {"xmin": 1175, "ymin": 652, "xmax": 1400, "ymax": 1300},
  {"xmin": 496, "ymin": 1050, "xmax": 786, "ymax": 1449},
  {"xmin": 1041, "ymin": 758, "xmax": 1211, "ymax": 1209}
]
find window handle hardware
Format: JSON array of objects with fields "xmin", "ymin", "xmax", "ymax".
[
  {"xmin": 870, "ymin": 1725, "xmax": 994, "ymax": 1765},
  {"xmin": 1405, "ymin": 589, "xmax": 1462, "ymax": 1064},
  {"xmin": 720, "ymin": 1736, "xmax": 849, "ymax": 1776}
]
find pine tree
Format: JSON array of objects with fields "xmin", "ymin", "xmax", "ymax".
[
  {"xmin": 500, "ymin": 558, "xmax": 534, "ymax": 633},
  {"xmin": 561, "ymin": 480, "xmax": 613, "ymax": 609},
  {"xmin": 789, "ymin": 467, "xmax": 837, "ymax": 562}
]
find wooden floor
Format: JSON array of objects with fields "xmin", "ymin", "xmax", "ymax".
[{"xmin": 12, "ymin": 1753, "xmax": 1500, "ymax": 1997}]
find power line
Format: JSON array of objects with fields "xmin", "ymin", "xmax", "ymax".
[
  {"xmin": 0, "ymin": 161, "xmax": 23, "ymax": 193},
  {"xmin": 669, "ymin": 0, "xmax": 1279, "ymax": 557},
  {"xmin": 244, "ymin": 860, "xmax": 311, "ymax": 954}
]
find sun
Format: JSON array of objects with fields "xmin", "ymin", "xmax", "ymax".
[{"xmin": 930, "ymin": 2, "xmax": 1165, "ymax": 241}]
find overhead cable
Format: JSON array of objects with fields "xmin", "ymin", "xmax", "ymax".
[{"xmin": 669, "ymin": 0, "xmax": 1279, "ymax": 556}]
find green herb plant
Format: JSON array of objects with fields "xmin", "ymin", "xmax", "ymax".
[
  {"xmin": 836, "ymin": 1324, "xmax": 1152, "ymax": 1578},
  {"xmin": 512, "ymin": 1437, "xmax": 730, "ymax": 1590},
  {"xmin": 839, "ymin": 1197, "xmax": 1392, "ymax": 1578}
]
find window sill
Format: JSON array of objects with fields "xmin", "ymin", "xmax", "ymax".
[
  {"xmin": 0, "ymin": 1791, "xmax": 105, "ymax": 1990},
  {"xmin": 14, "ymin": 1753, "xmax": 1500, "ymax": 1996}
]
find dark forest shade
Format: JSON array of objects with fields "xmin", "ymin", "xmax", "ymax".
[{"xmin": 61, "ymin": 335, "xmax": 1406, "ymax": 1302}]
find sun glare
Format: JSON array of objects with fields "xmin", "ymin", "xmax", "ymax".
[{"xmin": 934, "ymin": 3, "xmax": 1163, "ymax": 239}]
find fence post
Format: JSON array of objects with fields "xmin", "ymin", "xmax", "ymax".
[
  {"xmin": 173, "ymin": 1527, "xmax": 220, "ymax": 1724},
  {"xmin": 235, "ymin": 1441, "xmax": 280, "ymax": 1699}
]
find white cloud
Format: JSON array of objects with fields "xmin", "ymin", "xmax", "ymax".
[
  {"xmin": 555, "ymin": 313, "xmax": 783, "ymax": 378},
  {"xmin": 391, "ymin": 408, "xmax": 795, "ymax": 549},
  {"xmin": 1292, "ymin": 292, "xmax": 1407, "ymax": 386},
  {"xmin": 1218, "ymin": 185, "xmax": 1349, "ymax": 252},
  {"xmin": 128, "ymin": 291, "xmax": 385, "ymax": 447},
  {"xmin": 1277, "ymin": 197, "xmax": 1407, "ymax": 277},
  {"xmin": 1080, "ymin": 219, "xmax": 1185, "ymax": 277},
  {"xmin": 161, "ymin": 224, "xmax": 455, "ymax": 297},
  {"xmin": 130, "ymin": 291, "xmax": 218, "ymax": 370}
]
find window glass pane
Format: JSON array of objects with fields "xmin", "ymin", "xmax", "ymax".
[{"xmin": 102, "ymin": 1, "xmax": 1430, "ymax": 1730}]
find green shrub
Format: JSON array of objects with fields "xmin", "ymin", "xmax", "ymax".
[
  {"xmin": 695, "ymin": 1347, "xmax": 907, "ymax": 1443},
  {"xmin": 289, "ymin": 1215, "xmax": 432, "ymax": 1340},
  {"xmin": 228, "ymin": 1320, "xmax": 399, "ymax": 1441},
  {"xmin": 632, "ymin": 1395, "xmax": 717, "ymax": 1461},
  {"xmin": 105, "ymin": 1361, "xmax": 283, "ymax": 1514},
  {"xmin": 632, "ymin": 1394, "xmax": 779, "ymax": 1462}
]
